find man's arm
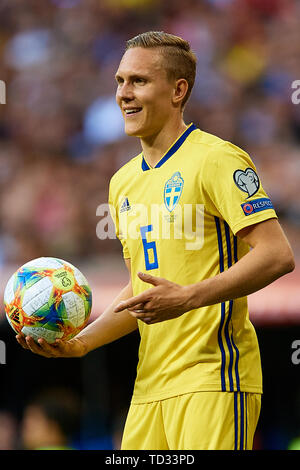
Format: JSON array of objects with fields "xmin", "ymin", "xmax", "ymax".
[
  {"xmin": 187, "ymin": 218, "xmax": 295, "ymax": 307},
  {"xmin": 114, "ymin": 219, "xmax": 295, "ymax": 323},
  {"xmin": 16, "ymin": 258, "xmax": 138, "ymax": 358}
]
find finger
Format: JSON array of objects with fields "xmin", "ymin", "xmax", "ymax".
[
  {"xmin": 127, "ymin": 310, "xmax": 153, "ymax": 323},
  {"xmin": 53, "ymin": 340, "xmax": 70, "ymax": 357},
  {"xmin": 131, "ymin": 302, "xmax": 146, "ymax": 310},
  {"xmin": 114, "ymin": 294, "xmax": 148, "ymax": 312},
  {"xmin": 16, "ymin": 334, "xmax": 29, "ymax": 350},
  {"xmin": 25, "ymin": 336, "xmax": 53, "ymax": 357},
  {"xmin": 131, "ymin": 310, "xmax": 154, "ymax": 320},
  {"xmin": 128, "ymin": 302, "xmax": 147, "ymax": 313},
  {"xmin": 37, "ymin": 338, "xmax": 61, "ymax": 357},
  {"xmin": 127, "ymin": 310, "xmax": 151, "ymax": 321},
  {"xmin": 138, "ymin": 272, "xmax": 165, "ymax": 286},
  {"xmin": 142, "ymin": 317, "xmax": 153, "ymax": 324},
  {"xmin": 25, "ymin": 335, "xmax": 44, "ymax": 353},
  {"xmin": 53, "ymin": 338, "xmax": 64, "ymax": 350},
  {"xmin": 25, "ymin": 335, "xmax": 42, "ymax": 353}
]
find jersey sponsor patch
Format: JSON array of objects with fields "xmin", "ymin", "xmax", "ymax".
[
  {"xmin": 233, "ymin": 168, "xmax": 260, "ymax": 198},
  {"xmin": 241, "ymin": 197, "xmax": 274, "ymax": 216}
]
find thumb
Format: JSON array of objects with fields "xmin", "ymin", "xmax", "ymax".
[{"xmin": 138, "ymin": 272, "xmax": 164, "ymax": 286}]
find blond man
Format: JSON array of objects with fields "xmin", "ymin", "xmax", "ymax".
[{"xmin": 17, "ymin": 31, "xmax": 295, "ymax": 450}]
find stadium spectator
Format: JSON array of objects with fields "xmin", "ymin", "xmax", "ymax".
[
  {"xmin": 0, "ymin": 0, "xmax": 299, "ymax": 266},
  {"xmin": 20, "ymin": 387, "xmax": 81, "ymax": 450}
]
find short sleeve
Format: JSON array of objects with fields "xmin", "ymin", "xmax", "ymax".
[
  {"xmin": 202, "ymin": 141, "xmax": 277, "ymax": 235},
  {"xmin": 108, "ymin": 180, "xmax": 131, "ymax": 259}
]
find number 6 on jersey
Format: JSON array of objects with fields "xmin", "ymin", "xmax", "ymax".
[{"xmin": 140, "ymin": 225, "xmax": 159, "ymax": 270}]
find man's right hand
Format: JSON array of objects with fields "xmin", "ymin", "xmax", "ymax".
[{"xmin": 16, "ymin": 334, "xmax": 87, "ymax": 358}]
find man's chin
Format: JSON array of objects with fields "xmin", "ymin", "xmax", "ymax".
[{"xmin": 124, "ymin": 124, "xmax": 144, "ymax": 137}]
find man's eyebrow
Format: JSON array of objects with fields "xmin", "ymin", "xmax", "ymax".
[{"xmin": 115, "ymin": 72, "xmax": 150, "ymax": 82}]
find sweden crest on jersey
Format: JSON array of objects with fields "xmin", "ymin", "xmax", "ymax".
[{"xmin": 164, "ymin": 172, "xmax": 184, "ymax": 212}]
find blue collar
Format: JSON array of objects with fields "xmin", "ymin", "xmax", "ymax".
[{"xmin": 141, "ymin": 123, "xmax": 197, "ymax": 171}]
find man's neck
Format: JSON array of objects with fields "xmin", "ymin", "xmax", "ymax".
[{"xmin": 140, "ymin": 118, "xmax": 188, "ymax": 168}]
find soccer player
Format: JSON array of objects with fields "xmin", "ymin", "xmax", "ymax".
[{"xmin": 17, "ymin": 31, "xmax": 295, "ymax": 450}]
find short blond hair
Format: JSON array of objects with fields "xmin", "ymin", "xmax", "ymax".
[{"xmin": 125, "ymin": 31, "xmax": 197, "ymax": 108}]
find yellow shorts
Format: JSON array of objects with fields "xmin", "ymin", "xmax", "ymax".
[{"xmin": 121, "ymin": 391, "xmax": 261, "ymax": 450}]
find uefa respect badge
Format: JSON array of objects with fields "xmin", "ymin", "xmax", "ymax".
[{"xmin": 241, "ymin": 198, "xmax": 274, "ymax": 216}]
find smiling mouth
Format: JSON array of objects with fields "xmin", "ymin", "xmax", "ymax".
[{"xmin": 124, "ymin": 108, "xmax": 142, "ymax": 116}]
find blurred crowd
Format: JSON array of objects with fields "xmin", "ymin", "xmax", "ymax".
[
  {"xmin": 0, "ymin": 0, "xmax": 300, "ymax": 451},
  {"xmin": 0, "ymin": 0, "xmax": 300, "ymax": 268}
]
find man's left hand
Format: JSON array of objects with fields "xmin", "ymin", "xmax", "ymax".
[{"xmin": 114, "ymin": 272, "xmax": 193, "ymax": 324}]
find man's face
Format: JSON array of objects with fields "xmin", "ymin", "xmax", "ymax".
[{"xmin": 115, "ymin": 47, "xmax": 176, "ymax": 138}]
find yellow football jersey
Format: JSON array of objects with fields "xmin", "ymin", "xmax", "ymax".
[{"xmin": 108, "ymin": 123, "xmax": 277, "ymax": 404}]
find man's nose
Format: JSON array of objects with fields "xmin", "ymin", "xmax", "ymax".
[{"xmin": 117, "ymin": 82, "xmax": 134, "ymax": 101}]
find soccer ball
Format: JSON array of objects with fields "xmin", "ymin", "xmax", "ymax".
[{"xmin": 3, "ymin": 257, "xmax": 92, "ymax": 344}]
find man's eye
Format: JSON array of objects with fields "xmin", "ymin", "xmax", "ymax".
[{"xmin": 135, "ymin": 78, "xmax": 146, "ymax": 84}]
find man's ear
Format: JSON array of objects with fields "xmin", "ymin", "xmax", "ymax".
[{"xmin": 173, "ymin": 78, "xmax": 189, "ymax": 107}]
